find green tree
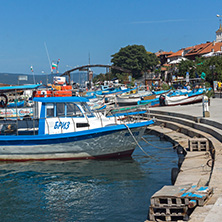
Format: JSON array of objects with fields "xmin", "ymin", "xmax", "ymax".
[
  {"xmin": 177, "ymin": 59, "xmax": 195, "ymax": 78},
  {"xmin": 111, "ymin": 45, "xmax": 158, "ymax": 79},
  {"xmin": 93, "ymin": 73, "xmax": 106, "ymax": 83},
  {"xmin": 177, "ymin": 56, "xmax": 222, "ymax": 84},
  {"xmin": 147, "ymin": 52, "xmax": 160, "ymax": 71}
]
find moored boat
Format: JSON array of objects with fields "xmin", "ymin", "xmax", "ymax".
[
  {"xmin": 160, "ymin": 88, "xmax": 209, "ymax": 106},
  {"xmin": 0, "ymin": 95, "xmax": 154, "ymax": 161},
  {"xmin": 116, "ymin": 90, "xmax": 152, "ymax": 106},
  {"xmin": 137, "ymin": 90, "xmax": 170, "ymax": 107}
]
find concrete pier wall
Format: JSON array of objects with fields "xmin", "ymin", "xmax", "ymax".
[{"xmin": 145, "ymin": 98, "xmax": 222, "ymax": 222}]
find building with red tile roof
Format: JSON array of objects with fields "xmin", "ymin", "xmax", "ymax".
[
  {"xmin": 155, "ymin": 50, "xmax": 173, "ymax": 65},
  {"xmin": 167, "ymin": 46, "xmax": 193, "ymax": 63},
  {"xmin": 154, "ymin": 23, "xmax": 222, "ymax": 82},
  {"xmin": 156, "ymin": 23, "xmax": 222, "ymax": 64},
  {"xmin": 184, "ymin": 42, "xmax": 212, "ymax": 60}
]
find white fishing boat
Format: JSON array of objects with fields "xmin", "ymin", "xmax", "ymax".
[
  {"xmin": 87, "ymin": 97, "xmax": 106, "ymax": 110},
  {"xmin": 162, "ymin": 88, "xmax": 207, "ymax": 106},
  {"xmin": 116, "ymin": 90, "xmax": 170, "ymax": 106},
  {"xmin": 116, "ymin": 91, "xmax": 152, "ymax": 106},
  {"xmin": 0, "ymin": 89, "xmax": 154, "ymax": 161}
]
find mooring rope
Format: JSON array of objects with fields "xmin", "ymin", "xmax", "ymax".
[
  {"xmin": 141, "ymin": 136, "xmax": 179, "ymax": 150},
  {"xmin": 123, "ymin": 123, "xmax": 156, "ymax": 160},
  {"xmin": 180, "ymin": 161, "xmax": 212, "ymax": 172},
  {"xmin": 185, "ymin": 152, "xmax": 210, "ymax": 159}
]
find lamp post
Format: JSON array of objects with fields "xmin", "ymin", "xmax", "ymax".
[{"xmin": 210, "ymin": 65, "xmax": 216, "ymax": 92}]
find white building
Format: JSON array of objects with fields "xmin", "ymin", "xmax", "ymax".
[{"xmin": 216, "ymin": 24, "xmax": 222, "ymax": 42}]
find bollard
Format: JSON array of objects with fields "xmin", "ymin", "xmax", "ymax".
[{"xmin": 202, "ymin": 96, "xmax": 210, "ymax": 117}]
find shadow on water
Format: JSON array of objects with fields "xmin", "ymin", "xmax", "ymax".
[{"xmin": 0, "ymin": 133, "xmax": 178, "ymax": 222}]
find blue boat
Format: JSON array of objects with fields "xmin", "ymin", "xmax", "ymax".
[
  {"xmin": 137, "ymin": 90, "xmax": 170, "ymax": 107},
  {"xmin": 7, "ymin": 100, "xmax": 25, "ymax": 108},
  {"xmin": 0, "ymin": 94, "xmax": 154, "ymax": 161}
]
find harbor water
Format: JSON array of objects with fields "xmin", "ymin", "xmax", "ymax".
[{"xmin": 0, "ymin": 133, "xmax": 178, "ymax": 222}]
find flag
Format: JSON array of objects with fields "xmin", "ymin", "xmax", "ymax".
[
  {"xmin": 52, "ymin": 63, "xmax": 57, "ymax": 70},
  {"xmin": 30, "ymin": 66, "xmax": 33, "ymax": 72},
  {"xmin": 201, "ymin": 72, "xmax": 206, "ymax": 80}
]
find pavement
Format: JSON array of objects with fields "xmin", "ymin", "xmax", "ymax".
[{"xmin": 150, "ymin": 97, "xmax": 222, "ymax": 124}]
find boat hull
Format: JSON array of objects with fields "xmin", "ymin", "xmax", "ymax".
[
  {"xmin": 0, "ymin": 125, "xmax": 147, "ymax": 161},
  {"xmin": 165, "ymin": 94, "xmax": 203, "ymax": 106},
  {"xmin": 116, "ymin": 96, "xmax": 141, "ymax": 106}
]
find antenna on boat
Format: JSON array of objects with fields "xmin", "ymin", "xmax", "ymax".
[
  {"xmin": 44, "ymin": 42, "xmax": 52, "ymax": 84},
  {"xmin": 88, "ymin": 52, "xmax": 91, "ymax": 89}
]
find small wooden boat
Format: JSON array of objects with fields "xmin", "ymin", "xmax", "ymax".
[{"xmin": 160, "ymin": 88, "xmax": 208, "ymax": 106}]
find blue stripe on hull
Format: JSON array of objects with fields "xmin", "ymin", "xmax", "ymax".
[
  {"xmin": 0, "ymin": 120, "xmax": 154, "ymax": 146},
  {"xmin": 0, "ymin": 127, "xmax": 146, "ymax": 161}
]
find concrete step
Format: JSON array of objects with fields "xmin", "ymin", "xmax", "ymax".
[
  {"xmin": 145, "ymin": 111, "xmax": 222, "ymax": 222},
  {"xmin": 150, "ymin": 109, "xmax": 222, "ymax": 131},
  {"xmin": 147, "ymin": 112, "xmax": 222, "ymax": 143}
]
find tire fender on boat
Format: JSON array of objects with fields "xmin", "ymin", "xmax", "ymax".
[
  {"xmin": 171, "ymin": 167, "xmax": 180, "ymax": 185},
  {"xmin": 0, "ymin": 94, "xmax": 8, "ymax": 108}
]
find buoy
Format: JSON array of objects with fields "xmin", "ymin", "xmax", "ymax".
[
  {"xmin": 171, "ymin": 167, "xmax": 180, "ymax": 185},
  {"xmin": 177, "ymin": 146, "xmax": 186, "ymax": 156}
]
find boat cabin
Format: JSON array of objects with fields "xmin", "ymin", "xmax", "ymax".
[
  {"xmin": 34, "ymin": 97, "xmax": 96, "ymax": 135},
  {"xmin": 0, "ymin": 96, "xmax": 107, "ymax": 136}
]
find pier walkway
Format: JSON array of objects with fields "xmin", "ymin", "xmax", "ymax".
[{"xmin": 146, "ymin": 98, "xmax": 222, "ymax": 222}]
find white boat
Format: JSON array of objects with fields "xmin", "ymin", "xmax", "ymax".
[
  {"xmin": 116, "ymin": 90, "xmax": 170, "ymax": 106},
  {"xmin": 163, "ymin": 88, "xmax": 206, "ymax": 106},
  {"xmin": 87, "ymin": 97, "xmax": 106, "ymax": 110},
  {"xmin": 164, "ymin": 94, "xmax": 203, "ymax": 106},
  {"xmin": 0, "ymin": 92, "xmax": 154, "ymax": 161},
  {"xmin": 116, "ymin": 91, "xmax": 152, "ymax": 106}
]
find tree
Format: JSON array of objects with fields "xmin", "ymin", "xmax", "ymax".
[
  {"xmin": 177, "ymin": 56, "xmax": 222, "ymax": 84},
  {"xmin": 111, "ymin": 45, "xmax": 158, "ymax": 79},
  {"xmin": 146, "ymin": 52, "xmax": 160, "ymax": 71},
  {"xmin": 93, "ymin": 73, "xmax": 106, "ymax": 83},
  {"xmin": 177, "ymin": 59, "xmax": 195, "ymax": 78}
]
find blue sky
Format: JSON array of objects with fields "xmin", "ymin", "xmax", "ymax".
[{"xmin": 0, "ymin": 0, "xmax": 221, "ymax": 75}]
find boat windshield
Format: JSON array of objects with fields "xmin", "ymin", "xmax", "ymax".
[
  {"xmin": 66, "ymin": 103, "xmax": 83, "ymax": 117},
  {"xmin": 45, "ymin": 102, "xmax": 94, "ymax": 118},
  {"xmin": 80, "ymin": 102, "xmax": 95, "ymax": 117}
]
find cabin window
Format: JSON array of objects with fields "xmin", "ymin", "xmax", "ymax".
[
  {"xmin": 66, "ymin": 103, "xmax": 83, "ymax": 117},
  {"xmin": 46, "ymin": 103, "xmax": 54, "ymax": 117},
  {"xmin": 56, "ymin": 103, "xmax": 65, "ymax": 117}
]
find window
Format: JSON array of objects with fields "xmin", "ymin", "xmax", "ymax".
[
  {"xmin": 56, "ymin": 103, "xmax": 65, "ymax": 117},
  {"xmin": 46, "ymin": 103, "xmax": 54, "ymax": 117},
  {"xmin": 66, "ymin": 103, "xmax": 83, "ymax": 117}
]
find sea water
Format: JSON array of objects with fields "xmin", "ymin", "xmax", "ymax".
[{"xmin": 0, "ymin": 133, "xmax": 178, "ymax": 222}]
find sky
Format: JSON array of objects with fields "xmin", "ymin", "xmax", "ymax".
[{"xmin": 0, "ymin": 0, "xmax": 222, "ymax": 75}]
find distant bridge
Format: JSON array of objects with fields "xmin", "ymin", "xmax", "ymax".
[{"xmin": 60, "ymin": 64, "xmax": 131, "ymax": 84}]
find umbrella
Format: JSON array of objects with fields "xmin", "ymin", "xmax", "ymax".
[
  {"xmin": 169, "ymin": 57, "xmax": 187, "ymax": 64},
  {"xmin": 202, "ymin": 51, "xmax": 222, "ymax": 57},
  {"xmin": 202, "ymin": 52, "xmax": 214, "ymax": 57}
]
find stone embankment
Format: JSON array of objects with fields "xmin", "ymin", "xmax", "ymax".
[{"xmin": 145, "ymin": 98, "xmax": 222, "ymax": 222}]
